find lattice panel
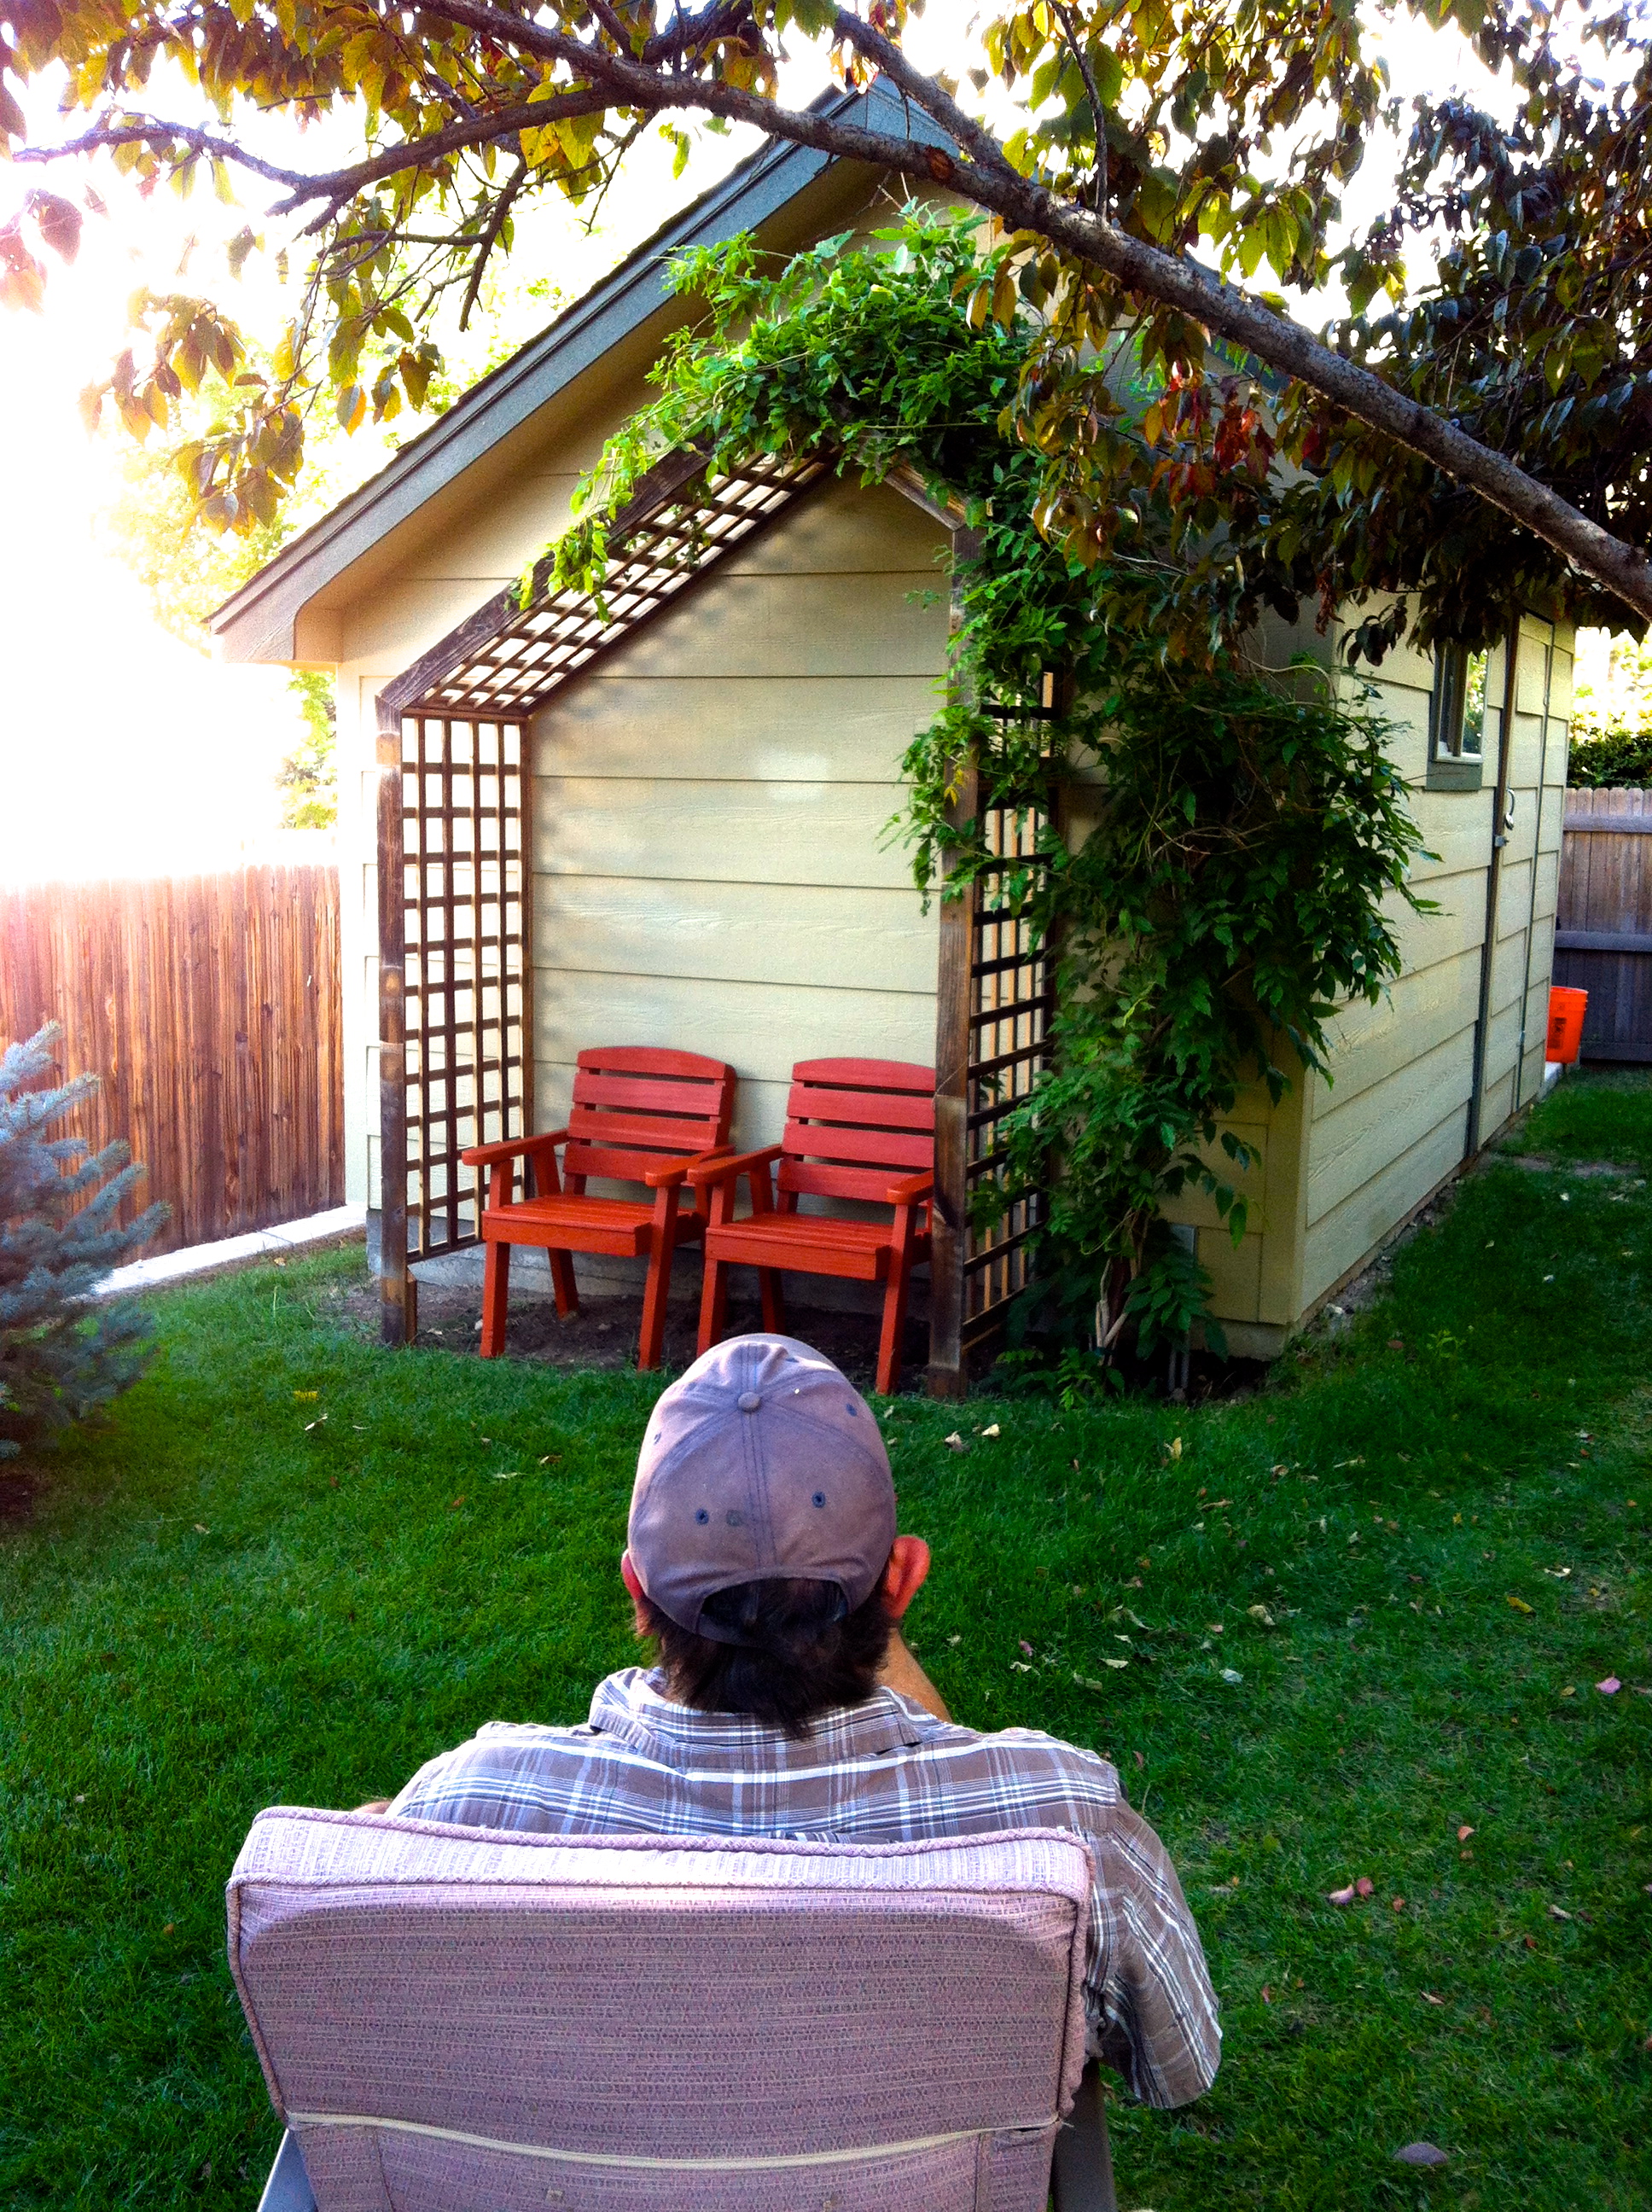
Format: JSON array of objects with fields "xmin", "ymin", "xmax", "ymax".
[
  {"xmin": 961, "ymin": 706, "xmax": 1059, "ymax": 1347},
  {"xmin": 411, "ymin": 454, "xmax": 828, "ymax": 720},
  {"xmin": 401, "ymin": 714, "xmax": 527, "ymax": 1257}
]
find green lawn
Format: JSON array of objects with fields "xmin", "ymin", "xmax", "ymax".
[{"xmin": 3, "ymin": 1074, "xmax": 1650, "ymax": 2210}]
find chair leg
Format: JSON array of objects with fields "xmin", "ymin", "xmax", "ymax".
[
  {"xmin": 548, "ymin": 1248, "xmax": 579, "ymax": 1318},
  {"xmin": 1050, "ymin": 2064, "xmax": 1117, "ymax": 2212},
  {"xmin": 480, "ymin": 1241, "xmax": 510, "ymax": 1359},
  {"xmin": 875, "ymin": 1258, "xmax": 914, "ymax": 1396},
  {"xmin": 758, "ymin": 1269, "xmax": 786, "ymax": 1335},
  {"xmin": 637, "ymin": 1242, "xmax": 674, "ymax": 1372},
  {"xmin": 697, "ymin": 1250, "xmax": 730, "ymax": 1358}
]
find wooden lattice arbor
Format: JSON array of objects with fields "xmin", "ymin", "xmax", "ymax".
[{"xmin": 371, "ymin": 453, "xmax": 1054, "ymax": 1392}]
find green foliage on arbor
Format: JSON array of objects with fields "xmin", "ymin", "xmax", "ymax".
[
  {"xmin": 0, "ymin": 1025, "xmax": 168, "ymax": 1461},
  {"xmin": 556, "ymin": 219, "xmax": 1425, "ymax": 1361}
]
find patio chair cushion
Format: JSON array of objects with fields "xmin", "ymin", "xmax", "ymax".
[{"xmin": 227, "ymin": 1809, "xmax": 1093, "ymax": 2212}]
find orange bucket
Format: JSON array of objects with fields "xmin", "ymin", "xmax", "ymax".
[{"xmin": 1547, "ymin": 985, "xmax": 1588, "ymax": 1065}]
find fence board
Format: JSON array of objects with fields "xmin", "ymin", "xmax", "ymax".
[
  {"xmin": 0, "ymin": 867, "xmax": 344, "ymax": 1254},
  {"xmin": 1556, "ymin": 789, "xmax": 1652, "ymax": 1062}
]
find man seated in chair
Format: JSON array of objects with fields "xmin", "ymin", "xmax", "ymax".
[{"xmin": 383, "ymin": 1333, "xmax": 1220, "ymax": 2115}]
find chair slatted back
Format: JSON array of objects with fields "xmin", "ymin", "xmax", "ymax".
[
  {"xmin": 561, "ymin": 1046, "xmax": 736, "ymax": 1192},
  {"xmin": 777, "ymin": 1057, "xmax": 936, "ymax": 1207}
]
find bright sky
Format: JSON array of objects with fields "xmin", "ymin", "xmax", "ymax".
[{"xmin": 0, "ymin": 6, "xmax": 1577, "ymax": 886}]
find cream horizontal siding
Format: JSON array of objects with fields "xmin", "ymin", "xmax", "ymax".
[
  {"xmin": 1303, "ymin": 615, "xmax": 1573, "ymax": 1309},
  {"xmin": 531, "ymin": 777, "xmax": 914, "ymax": 885},
  {"xmin": 1301, "ymin": 628, "xmax": 1499, "ymax": 1307}
]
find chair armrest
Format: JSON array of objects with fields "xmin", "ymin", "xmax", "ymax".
[
  {"xmin": 687, "ymin": 1144, "xmax": 782, "ymax": 1189},
  {"xmin": 462, "ymin": 1128, "xmax": 569, "ymax": 1169},
  {"xmin": 645, "ymin": 1146, "xmax": 734, "ymax": 1190},
  {"xmin": 886, "ymin": 1171, "xmax": 935, "ymax": 1205}
]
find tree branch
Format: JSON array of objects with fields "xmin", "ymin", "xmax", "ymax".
[
  {"xmin": 18, "ymin": 0, "xmax": 1652, "ymax": 618},
  {"xmin": 457, "ymin": 154, "xmax": 526, "ymax": 328}
]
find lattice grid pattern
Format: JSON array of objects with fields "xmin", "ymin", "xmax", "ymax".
[
  {"xmin": 401, "ymin": 714, "xmax": 528, "ymax": 1257},
  {"xmin": 410, "ymin": 454, "xmax": 829, "ymax": 721},
  {"xmin": 962, "ymin": 725, "xmax": 1057, "ymax": 1348}
]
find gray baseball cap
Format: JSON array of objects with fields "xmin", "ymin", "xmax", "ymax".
[{"xmin": 627, "ymin": 1334, "xmax": 897, "ymax": 1644}]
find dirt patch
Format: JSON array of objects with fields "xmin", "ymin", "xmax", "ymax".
[
  {"xmin": 0, "ymin": 1464, "xmax": 38, "ymax": 1526},
  {"xmin": 1497, "ymin": 1155, "xmax": 1641, "ymax": 1179},
  {"xmin": 329, "ymin": 1270, "xmax": 932, "ymax": 1397}
]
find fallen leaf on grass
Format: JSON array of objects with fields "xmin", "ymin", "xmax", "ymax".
[
  {"xmin": 1458, "ymin": 1825, "xmax": 1475, "ymax": 1842},
  {"xmin": 293, "ymin": 1390, "xmax": 318, "ymax": 1401},
  {"xmin": 193, "ymin": 1523, "xmax": 209, "ymax": 1534},
  {"xmin": 1550, "ymin": 1905, "xmax": 1573, "ymax": 1921},
  {"xmin": 1422, "ymin": 1992, "xmax": 1445, "ymax": 2006},
  {"xmin": 1020, "ymin": 1639, "xmax": 1034, "ymax": 1656},
  {"xmin": 1220, "ymin": 1668, "xmax": 1244, "ymax": 1685},
  {"xmin": 1392, "ymin": 1896, "xmax": 1405, "ymax": 1911},
  {"xmin": 946, "ymin": 1634, "xmax": 962, "ymax": 1647},
  {"xmin": 943, "ymin": 1432, "xmax": 967, "ymax": 1452},
  {"xmin": 978, "ymin": 1423, "xmax": 1001, "ymax": 1439},
  {"xmin": 1597, "ymin": 1676, "xmax": 1621, "ymax": 1695},
  {"xmin": 304, "ymin": 1417, "xmax": 326, "ymax": 1432},
  {"xmin": 1133, "ymin": 1750, "xmax": 1145, "ymax": 1769},
  {"xmin": 1332, "ymin": 1457, "xmax": 1364, "ymax": 1470},
  {"xmin": 1544, "ymin": 1565, "xmax": 1572, "ymax": 1578},
  {"xmin": 1328, "ymin": 1884, "xmax": 1358, "ymax": 1905},
  {"xmin": 491, "ymin": 1471, "xmax": 521, "ymax": 1482},
  {"xmin": 1260, "ymin": 1984, "xmax": 1271, "ymax": 2003},
  {"xmin": 1561, "ymin": 1685, "xmax": 1577, "ymax": 1698},
  {"xmin": 1357, "ymin": 1877, "xmax": 1374, "ymax": 1898},
  {"xmin": 1165, "ymin": 1436, "xmax": 1183, "ymax": 1460},
  {"xmin": 1506, "ymin": 1594, "xmax": 1533, "ymax": 1615},
  {"xmin": 1247, "ymin": 1604, "xmax": 1276, "ymax": 1627},
  {"xmin": 1009, "ymin": 1661, "xmax": 1033, "ymax": 1674},
  {"xmin": 1393, "ymin": 2144, "xmax": 1448, "ymax": 2168},
  {"xmin": 1073, "ymin": 1665, "xmax": 1128, "ymax": 1691},
  {"xmin": 450, "ymin": 1497, "xmax": 466, "ymax": 1509}
]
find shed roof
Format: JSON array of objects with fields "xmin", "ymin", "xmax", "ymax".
[{"xmin": 211, "ymin": 82, "xmax": 951, "ymax": 666}]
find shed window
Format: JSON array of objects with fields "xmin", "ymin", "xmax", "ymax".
[{"xmin": 1428, "ymin": 643, "xmax": 1489, "ymax": 791}]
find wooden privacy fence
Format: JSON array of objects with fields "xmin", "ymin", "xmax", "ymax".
[
  {"xmin": 0, "ymin": 867, "xmax": 344, "ymax": 1255},
  {"xmin": 1555, "ymin": 787, "xmax": 1652, "ymax": 1063}
]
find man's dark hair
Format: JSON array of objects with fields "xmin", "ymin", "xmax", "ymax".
[{"xmin": 642, "ymin": 1575, "xmax": 894, "ymax": 1738}]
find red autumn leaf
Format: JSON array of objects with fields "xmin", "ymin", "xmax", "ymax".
[
  {"xmin": 1356, "ymin": 1877, "xmax": 1374, "ymax": 1898},
  {"xmin": 1457, "ymin": 1825, "xmax": 1475, "ymax": 1842}
]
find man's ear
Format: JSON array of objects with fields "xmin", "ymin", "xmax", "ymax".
[
  {"xmin": 880, "ymin": 1534, "xmax": 932, "ymax": 1621},
  {"xmin": 620, "ymin": 1551, "xmax": 653, "ymax": 1637}
]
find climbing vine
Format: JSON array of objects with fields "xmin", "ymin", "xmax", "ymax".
[{"xmin": 548, "ymin": 214, "xmax": 1427, "ymax": 1369}]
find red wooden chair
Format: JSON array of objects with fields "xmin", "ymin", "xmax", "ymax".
[
  {"xmin": 461, "ymin": 1047, "xmax": 736, "ymax": 1371},
  {"xmin": 689, "ymin": 1057, "xmax": 934, "ymax": 1395}
]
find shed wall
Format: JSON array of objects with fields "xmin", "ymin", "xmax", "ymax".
[
  {"xmin": 1301, "ymin": 615, "xmax": 1573, "ymax": 1309},
  {"xmin": 526, "ymin": 476, "xmax": 949, "ymax": 1294}
]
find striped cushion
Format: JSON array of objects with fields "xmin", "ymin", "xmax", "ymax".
[{"xmin": 228, "ymin": 1811, "xmax": 1093, "ymax": 2212}]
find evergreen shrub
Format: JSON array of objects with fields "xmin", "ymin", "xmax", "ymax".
[{"xmin": 0, "ymin": 1023, "xmax": 168, "ymax": 1461}]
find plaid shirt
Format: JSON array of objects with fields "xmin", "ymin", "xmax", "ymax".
[{"xmin": 390, "ymin": 1669, "xmax": 1220, "ymax": 2108}]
